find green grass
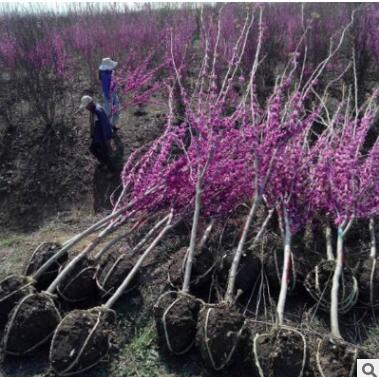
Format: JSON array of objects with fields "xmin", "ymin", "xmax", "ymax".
[
  {"xmin": 0, "ymin": 237, "xmax": 15, "ymax": 247},
  {"xmin": 111, "ymin": 325, "xmax": 163, "ymax": 377}
]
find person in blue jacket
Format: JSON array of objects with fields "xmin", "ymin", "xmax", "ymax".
[
  {"xmin": 79, "ymin": 95, "xmax": 115, "ymax": 172},
  {"xmin": 98, "ymin": 57, "xmax": 121, "ymax": 128}
]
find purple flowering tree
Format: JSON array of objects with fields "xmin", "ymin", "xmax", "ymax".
[{"xmin": 310, "ymin": 93, "xmax": 379, "ymax": 338}]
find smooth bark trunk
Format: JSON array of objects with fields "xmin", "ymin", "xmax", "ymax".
[
  {"xmin": 105, "ymin": 213, "xmax": 173, "ymax": 308},
  {"xmin": 276, "ymin": 213, "xmax": 292, "ymax": 326},
  {"xmin": 225, "ymin": 194, "xmax": 260, "ymax": 305},
  {"xmin": 330, "ymin": 226, "xmax": 344, "ymax": 339}
]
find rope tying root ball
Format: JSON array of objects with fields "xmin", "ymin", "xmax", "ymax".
[
  {"xmin": 96, "ymin": 250, "xmax": 139, "ymax": 298},
  {"xmin": 304, "ymin": 260, "xmax": 358, "ymax": 314},
  {"xmin": 253, "ymin": 327, "xmax": 307, "ymax": 377},
  {"xmin": 0, "ymin": 275, "xmax": 35, "ymax": 326},
  {"xmin": 49, "ymin": 307, "xmax": 115, "ymax": 376},
  {"xmin": 154, "ymin": 290, "xmax": 201, "ymax": 355},
  {"xmin": 315, "ymin": 337, "xmax": 364, "ymax": 377},
  {"xmin": 24, "ymin": 242, "xmax": 67, "ymax": 290},
  {"xmin": 2, "ymin": 292, "xmax": 61, "ymax": 356},
  {"xmin": 57, "ymin": 256, "xmax": 97, "ymax": 303},
  {"xmin": 195, "ymin": 305, "xmax": 249, "ymax": 371}
]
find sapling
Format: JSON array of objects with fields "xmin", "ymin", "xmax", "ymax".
[
  {"xmin": 154, "ymin": 130, "xmax": 216, "ymax": 353},
  {"xmin": 309, "ymin": 93, "xmax": 379, "ymax": 339}
]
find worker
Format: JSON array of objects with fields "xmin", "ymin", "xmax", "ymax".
[
  {"xmin": 79, "ymin": 95, "xmax": 115, "ymax": 172},
  {"xmin": 98, "ymin": 57, "xmax": 121, "ymax": 128}
]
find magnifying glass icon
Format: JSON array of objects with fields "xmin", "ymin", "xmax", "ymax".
[{"xmin": 362, "ymin": 363, "xmax": 378, "ymax": 377}]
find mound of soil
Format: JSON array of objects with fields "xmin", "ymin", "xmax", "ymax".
[
  {"xmin": 218, "ymin": 249, "xmax": 262, "ymax": 298},
  {"xmin": 358, "ymin": 257, "xmax": 379, "ymax": 307},
  {"xmin": 24, "ymin": 242, "xmax": 67, "ymax": 290},
  {"xmin": 57, "ymin": 256, "xmax": 98, "ymax": 304},
  {"xmin": 154, "ymin": 291, "xmax": 200, "ymax": 355},
  {"xmin": 96, "ymin": 250, "xmax": 139, "ymax": 297},
  {"xmin": 253, "ymin": 328, "xmax": 307, "ymax": 377},
  {"xmin": 49, "ymin": 308, "xmax": 113, "ymax": 375},
  {"xmin": 196, "ymin": 305, "xmax": 249, "ymax": 370},
  {"xmin": 168, "ymin": 247, "xmax": 215, "ymax": 292},
  {"xmin": 304, "ymin": 260, "xmax": 358, "ymax": 314},
  {"xmin": 0, "ymin": 120, "xmax": 93, "ymax": 230},
  {"xmin": 315, "ymin": 338, "xmax": 364, "ymax": 377},
  {"xmin": 2, "ymin": 292, "xmax": 61, "ymax": 355},
  {"xmin": 0, "ymin": 274, "xmax": 35, "ymax": 325}
]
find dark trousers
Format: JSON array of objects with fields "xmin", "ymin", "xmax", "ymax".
[{"xmin": 89, "ymin": 141, "xmax": 116, "ymax": 172}]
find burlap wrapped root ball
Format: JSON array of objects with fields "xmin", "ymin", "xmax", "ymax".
[
  {"xmin": 154, "ymin": 291, "xmax": 200, "ymax": 355},
  {"xmin": 49, "ymin": 308, "xmax": 114, "ymax": 376},
  {"xmin": 253, "ymin": 328, "xmax": 307, "ymax": 377},
  {"xmin": 0, "ymin": 274, "xmax": 35, "ymax": 326},
  {"xmin": 96, "ymin": 250, "xmax": 140, "ymax": 298},
  {"xmin": 358, "ymin": 257, "xmax": 379, "ymax": 307},
  {"xmin": 57, "ymin": 256, "xmax": 97, "ymax": 304},
  {"xmin": 196, "ymin": 305, "xmax": 249, "ymax": 370},
  {"xmin": 304, "ymin": 260, "xmax": 358, "ymax": 314},
  {"xmin": 168, "ymin": 246, "xmax": 216, "ymax": 292},
  {"xmin": 24, "ymin": 242, "xmax": 67, "ymax": 290},
  {"xmin": 2, "ymin": 292, "xmax": 61, "ymax": 356}
]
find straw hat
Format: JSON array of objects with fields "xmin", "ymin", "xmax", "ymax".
[
  {"xmin": 99, "ymin": 57, "xmax": 118, "ymax": 71},
  {"xmin": 79, "ymin": 95, "xmax": 93, "ymax": 110}
]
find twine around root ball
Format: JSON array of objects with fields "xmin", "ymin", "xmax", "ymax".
[
  {"xmin": 196, "ymin": 305, "xmax": 248, "ymax": 371},
  {"xmin": 24, "ymin": 242, "xmax": 66, "ymax": 289},
  {"xmin": 304, "ymin": 260, "xmax": 358, "ymax": 314},
  {"xmin": 315, "ymin": 338, "xmax": 359, "ymax": 377},
  {"xmin": 57, "ymin": 258, "xmax": 97, "ymax": 303},
  {"xmin": 96, "ymin": 252, "xmax": 139, "ymax": 298},
  {"xmin": 253, "ymin": 327, "xmax": 307, "ymax": 377},
  {"xmin": 0, "ymin": 275, "xmax": 36, "ymax": 322},
  {"xmin": 154, "ymin": 290, "xmax": 201, "ymax": 355},
  {"xmin": 2, "ymin": 292, "xmax": 61, "ymax": 356},
  {"xmin": 167, "ymin": 247, "xmax": 216, "ymax": 291},
  {"xmin": 49, "ymin": 307, "xmax": 115, "ymax": 376}
]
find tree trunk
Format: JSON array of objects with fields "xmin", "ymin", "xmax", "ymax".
[
  {"xmin": 225, "ymin": 194, "xmax": 259, "ymax": 305},
  {"xmin": 182, "ymin": 178, "xmax": 202, "ymax": 293},
  {"xmin": 369, "ymin": 218, "xmax": 376, "ymax": 259},
  {"xmin": 276, "ymin": 213, "xmax": 292, "ymax": 326},
  {"xmin": 330, "ymin": 226, "xmax": 344, "ymax": 339},
  {"xmin": 326, "ymin": 223, "xmax": 334, "ymax": 261}
]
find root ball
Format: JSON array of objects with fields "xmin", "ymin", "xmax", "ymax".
[
  {"xmin": 253, "ymin": 328, "xmax": 307, "ymax": 377},
  {"xmin": 315, "ymin": 337, "xmax": 365, "ymax": 377},
  {"xmin": 304, "ymin": 260, "xmax": 358, "ymax": 314},
  {"xmin": 24, "ymin": 242, "xmax": 67, "ymax": 290},
  {"xmin": 0, "ymin": 274, "xmax": 35, "ymax": 325},
  {"xmin": 96, "ymin": 250, "xmax": 139, "ymax": 298},
  {"xmin": 196, "ymin": 305, "xmax": 249, "ymax": 370},
  {"xmin": 154, "ymin": 291, "xmax": 200, "ymax": 355},
  {"xmin": 49, "ymin": 308, "xmax": 113, "ymax": 376},
  {"xmin": 168, "ymin": 247, "xmax": 215, "ymax": 291},
  {"xmin": 57, "ymin": 256, "xmax": 97, "ymax": 304},
  {"xmin": 2, "ymin": 293, "xmax": 61, "ymax": 355}
]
